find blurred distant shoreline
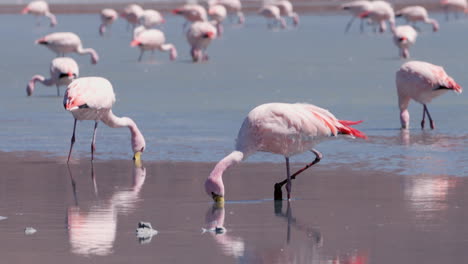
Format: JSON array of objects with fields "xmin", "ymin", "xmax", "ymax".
[{"xmin": 1, "ymin": 1, "xmax": 446, "ymax": 15}]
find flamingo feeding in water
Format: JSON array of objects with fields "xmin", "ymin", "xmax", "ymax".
[
  {"xmin": 121, "ymin": 4, "xmax": 143, "ymax": 29},
  {"xmin": 440, "ymin": 0, "xmax": 468, "ymax": 21},
  {"xmin": 393, "ymin": 25, "xmax": 417, "ymax": 59},
  {"xmin": 27, "ymin": 57, "xmax": 79, "ymax": 96},
  {"xmin": 140, "ymin": 9, "xmax": 165, "ymax": 28},
  {"xmin": 396, "ymin": 61, "xmax": 463, "ymax": 129},
  {"xmin": 99, "ymin": 8, "xmax": 118, "ymax": 36},
  {"xmin": 205, "ymin": 103, "xmax": 367, "ymax": 202},
  {"xmin": 63, "ymin": 77, "xmax": 146, "ymax": 162},
  {"xmin": 275, "ymin": 0, "xmax": 299, "ymax": 27},
  {"xmin": 173, "ymin": 4, "xmax": 208, "ymax": 30},
  {"xmin": 208, "ymin": 4, "xmax": 227, "ymax": 37},
  {"xmin": 258, "ymin": 5, "xmax": 287, "ymax": 29},
  {"xmin": 21, "ymin": 0, "xmax": 57, "ymax": 27},
  {"xmin": 214, "ymin": 0, "xmax": 245, "ymax": 24},
  {"xmin": 131, "ymin": 28, "xmax": 177, "ymax": 62},
  {"xmin": 186, "ymin": 21, "xmax": 217, "ymax": 62},
  {"xmin": 359, "ymin": 0, "xmax": 396, "ymax": 33},
  {"xmin": 395, "ymin": 6, "xmax": 439, "ymax": 32},
  {"xmin": 341, "ymin": 0, "xmax": 373, "ymax": 33},
  {"xmin": 35, "ymin": 32, "xmax": 99, "ymax": 64}
]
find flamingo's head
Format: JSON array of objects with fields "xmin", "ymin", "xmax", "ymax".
[
  {"xmin": 205, "ymin": 176, "xmax": 225, "ymax": 204},
  {"xmin": 131, "ymin": 126, "xmax": 146, "ymax": 166},
  {"xmin": 130, "ymin": 39, "xmax": 142, "ymax": 47},
  {"xmin": 202, "ymin": 31, "xmax": 216, "ymax": 39}
]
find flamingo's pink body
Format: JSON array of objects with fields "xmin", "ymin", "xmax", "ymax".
[
  {"xmin": 186, "ymin": 21, "xmax": 217, "ymax": 62},
  {"xmin": 275, "ymin": 0, "xmax": 299, "ymax": 27},
  {"xmin": 99, "ymin": 8, "xmax": 118, "ymax": 36},
  {"xmin": 393, "ymin": 25, "xmax": 418, "ymax": 59},
  {"xmin": 205, "ymin": 103, "xmax": 367, "ymax": 201},
  {"xmin": 172, "ymin": 4, "xmax": 208, "ymax": 23},
  {"xmin": 63, "ymin": 77, "xmax": 146, "ymax": 162},
  {"xmin": 258, "ymin": 5, "xmax": 287, "ymax": 29},
  {"xmin": 140, "ymin": 9, "xmax": 165, "ymax": 28},
  {"xmin": 214, "ymin": 0, "xmax": 244, "ymax": 24},
  {"xmin": 396, "ymin": 6, "xmax": 439, "ymax": 32},
  {"xmin": 27, "ymin": 57, "xmax": 79, "ymax": 96},
  {"xmin": 441, "ymin": 0, "xmax": 467, "ymax": 20},
  {"xmin": 360, "ymin": 0, "xmax": 396, "ymax": 33},
  {"xmin": 35, "ymin": 32, "xmax": 99, "ymax": 65},
  {"xmin": 22, "ymin": 0, "xmax": 57, "ymax": 27},
  {"xmin": 209, "ymin": 4, "xmax": 227, "ymax": 37},
  {"xmin": 121, "ymin": 4, "xmax": 143, "ymax": 27},
  {"xmin": 130, "ymin": 29, "xmax": 177, "ymax": 61},
  {"xmin": 341, "ymin": 0, "xmax": 373, "ymax": 33},
  {"xmin": 396, "ymin": 61, "xmax": 463, "ymax": 129}
]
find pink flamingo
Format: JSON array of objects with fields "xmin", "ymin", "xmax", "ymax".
[
  {"xmin": 21, "ymin": 0, "xmax": 57, "ymax": 27},
  {"xmin": 396, "ymin": 61, "xmax": 463, "ymax": 129},
  {"xmin": 130, "ymin": 29, "xmax": 177, "ymax": 62},
  {"xmin": 359, "ymin": 0, "xmax": 396, "ymax": 33},
  {"xmin": 63, "ymin": 77, "xmax": 146, "ymax": 162},
  {"xmin": 173, "ymin": 4, "xmax": 208, "ymax": 30},
  {"xmin": 395, "ymin": 6, "xmax": 439, "ymax": 32},
  {"xmin": 258, "ymin": 5, "xmax": 287, "ymax": 29},
  {"xmin": 35, "ymin": 32, "xmax": 99, "ymax": 65},
  {"xmin": 99, "ymin": 8, "xmax": 118, "ymax": 36},
  {"xmin": 214, "ymin": 0, "xmax": 244, "ymax": 24},
  {"xmin": 393, "ymin": 25, "xmax": 418, "ymax": 59},
  {"xmin": 205, "ymin": 103, "xmax": 367, "ymax": 202},
  {"xmin": 140, "ymin": 9, "xmax": 165, "ymax": 28},
  {"xmin": 121, "ymin": 4, "xmax": 143, "ymax": 29},
  {"xmin": 275, "ymin": 0, "xmax": 299, "ymax": 27},
  {"xmin": 186, "ymin": 21, "xmax": 217, "ymax": 62},
  {"xmin": 441, "ymin": 0, "xmax": 468, "ymax": 21},
  {"xmin": 27, "ymin": 57, "xmax": 79, "ymax": 96},
  {"xmin": 341, "ymin": 0, "xmax": 373, "ymax": 33},
  {"xmin": 208, "ymin": 4, "xmax": 227, "ymax": 37}
]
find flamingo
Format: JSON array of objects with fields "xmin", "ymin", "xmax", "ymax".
[
  {"xmin": 396, "ymin": 61, "xmax": 463, "ymax": 129},
  {"xmin": 130, "ymin": 29, "xmax": 177, "ymax": 62},
  {"xmin": 359, "ymin": 0, "xmax": 396, "ymax": 33},
  {"xmin": 99, "ymin": 8, "xmax": 118, "ymax": 36},
  {"xmin": 208, "ymin": 4, "xmax": 227, "ymax": 37},
  {"xmin": 63, "ymin": 77, "xmax": 146, "ymax": 162},
  {"xmin": 395, "ymin": 6, "xmax": 439, "ymax": 32},
  {"xmin": 121, "ymin": 4, "xmax": 143, "ymax": 29},
  {"xmin": 21, "ymin": 0, "xmax": 57, "ymax": 27},
  {"xmin": 205, "ymin": 103, "xmax": 367, "ymax": 202},
  {"xmin": 27, "ymin": 57, "xmax": 78, "ymax": 96},
  {"xmin": 140, "ymin": 9, "xmax": 165, "ymax": 29},
  {"xmin": 214, "ymin": 0, "xmax": 245, "ymax": 24},
  {"xmin": 186, "ymin": 21, "xmax": 217, "ymax": 62},
  {"xmin": 35, "ymin": 32, "xmax": 99, "ymax": 65},
  {"xmin": 172, "ymin": 4, "xmax": 208, "ymax": 30},
  {"xmin": 275, "ymin": 0, "xmax": 299, "ymax": 27},
  {"xmin": 393, "ymin": 25, "xmax": 417, "ymax": 59},
  {"xmin": 440, "ymin": 0, "xmax": 468, "ymax": 21},
  {"xmin": 341, "ymin": 0, "xmax": 373, "ymax": 33},
  {"xmin": 258, "ymin": 5, "xmax": 287, "ymax": 29}
]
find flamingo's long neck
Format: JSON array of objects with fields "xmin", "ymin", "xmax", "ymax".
[
  {"xmin": 209, "ymin": 151, "xmax": 244, "ymax": 182},
  {"xmin": 160, "ymin": 44, "xmax": 177, "ymax": 60},
  {"xmin": 76, "ymin": 46, "xmax": 99, "ymax": 64},
  {"xmin": 398, "ymin": 93, "xmax": 411, "ymax": 129},
  {"xmin": 27, "ymin": 75, "xmax": 54, "ymax": 96},
  {"xmin": 45, "ymin": 12, "xmax": 57, "ymax": 26},
  {"xmin": 101, "ymin": 110, "xmax": 145, "ymax": 152}
]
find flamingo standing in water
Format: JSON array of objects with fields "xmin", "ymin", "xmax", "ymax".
[
  {"xmin": 63, "ymin": 77, "xmax": 146, "ymax": 162},
  {"xmin": 258, "ymin": 5, "xmax": 287, "ymax": 29},
  {"xmin": 205, "ymin": 103, "xmax": 367, "ymax": 202},
  {"xmin": 440, "ymin": 0, "xmax": 468, "ymax": 21},
  {"xmin": 396, "ymin": 61, "xmax": 463, "ymax": 129},
  {"xmin": 27, "ymin": 57, "xmax": 79, "ymax": 96},
  {"xmin": 172, "ymin": 4, "xmax": 208, "ymax": 30},
  {"xmin": 99, "ymin": 8, "xmax": 118, "ymax": 36},
  {"xmin": 275, "ymin": 0, "xmax": 299, "ymax": 27},
  {"xmin": 187, "ymin": 21, "xmax": 217, "ymax": 62},
  {"xmin": 140, "ymin": 9, "xmax": 165, "ymax": 29},
  {"xmin": 21, "ymin": 0, "xmax": 57, "ymax": 27},
  {"xmin": 341, "ymin": 0, "xmax": 373, "ymax": 33},
  {"xmin": 393, "ymin": 25, "xmax": 417, "ymax": 59},
  {"xmin": 35, "ymin": 32, "xmax": 99, "ymax": 64},
  {"xmin": 208, "ymin": 4, "xmax": 227, "ymax": 37},
  {"xmin": 395, "ymin": 6, "xmax": 439, "ymax": 32},
  {"xmin": 121, "ymin": 4, "xmax": 143, "ymax": 29},
  {"xmin": 130, "ymin": 29, "xmax": 177, "ymax": 62},
  {"xmin": 214, "ymin": 0, "xmax": 245, "ymax": 24},
  {"xmin": 359, "ymin": 0, "xmax": 396, "ymax": 33}
]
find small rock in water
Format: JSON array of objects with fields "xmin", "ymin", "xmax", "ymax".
[
  {"xmin": 0, "ymin": 216, "xmax": 7, "ymax": 221},
  {"xmin": 136, "ymin": 221, "xmax": 158, "ymax": 244},
  {"xmin": 24, "ymin": 227, "xmax": 37, "ymax": 235}
]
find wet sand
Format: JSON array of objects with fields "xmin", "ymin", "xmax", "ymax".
[
  {"xmin": 0, "ymin": 0, "xmax": 448, "ymax": 15},
  {"xmin": 1, "ymin": 151, "xmax": 467, "ymax": 263}
]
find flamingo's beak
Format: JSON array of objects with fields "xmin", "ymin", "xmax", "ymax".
[
  {"xmin": 68, "ymin": 71, "xmax": 74, "ymax": 78},
  {"xmin": 203, "ymin": 31, "xmax": 215, "ymax": 39},
  {"xmin": 211, "ymin": 193, "xmax": 224, "ymax": 204},
  {"xmin": 399, "ymin": 37, "xmax": 407, "ymax": 42},
  {"xmin": 133, "ymin": 151, "xmax": 142, "ymax": 167}
]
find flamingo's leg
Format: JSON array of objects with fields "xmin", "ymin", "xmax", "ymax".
[
  {"xmin": 345, "ymin": 16, "xmax": 356, "ymax": 33},
  {"xmin": 421, "ymin": 105, "xmax": 427, "ymax": 129},
  {"xmin": 91, "ymin": 121, "xmax": 98, "ymax": 161},
  {"xmin": 424, "ymin": 104, "xmax": 435, "ymax": 129},
  {"xmin": 56, "ymin": 85, "xmax": 60, "ymax": 97},
  {"xmin": 67, "ymin": 119, "xmax": 77, "ymax": 163}
]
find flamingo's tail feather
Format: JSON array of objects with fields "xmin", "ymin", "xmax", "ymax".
[{"xmin": 338, "ymin": 120, "xmax": 367, "ymax": 139}]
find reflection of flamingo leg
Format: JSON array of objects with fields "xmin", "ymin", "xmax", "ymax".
[
  {"xmin": 67, "ymin": 164, "xmax": 79, "ymax": 206},
  {"xmin": 91, "ymin": 162, "xmax": 98, "ymax": 196}
]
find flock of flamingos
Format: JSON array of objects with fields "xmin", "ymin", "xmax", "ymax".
[{"xmin": 21, "ymin": 0, "xmax": 464, "ymax": 201}]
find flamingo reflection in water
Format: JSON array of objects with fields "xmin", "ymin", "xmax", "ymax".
[{"xmin": 67, "ymin": 163, "xmax": 147, "ymax": 256}]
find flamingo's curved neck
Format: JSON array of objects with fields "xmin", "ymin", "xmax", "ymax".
[
  {"xmin": 31, "ymin": 75, "xmax": 54, "ymax": 86},
  {"xmin": 209, "ymin": 151, "xmax": 244, "ymax": 181},
  {"xmin": 101, "ymin": 110, "xmax": 144, "ymax": 150},
  {"xmin": 76, "ymin": 46, "xmax": 99, "ymax": 64}
]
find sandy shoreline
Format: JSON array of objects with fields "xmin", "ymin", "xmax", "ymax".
[{"xmin": 2, "ymin": 1, "xmax": 446, "ymax": 15}]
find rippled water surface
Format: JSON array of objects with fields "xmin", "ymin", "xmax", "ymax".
[{"xmin": 0, "ymin": 12, "xmax": 468, "ymax": 263}]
